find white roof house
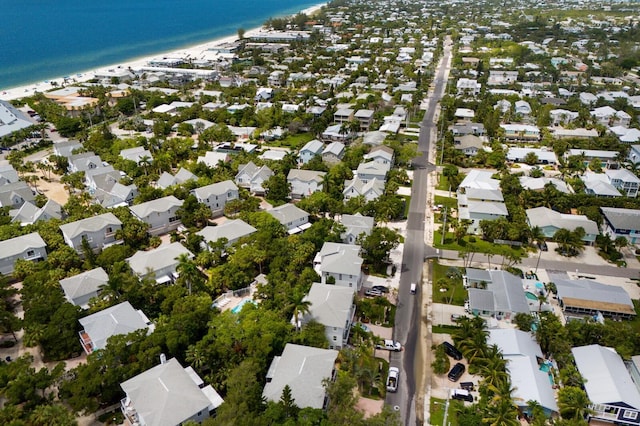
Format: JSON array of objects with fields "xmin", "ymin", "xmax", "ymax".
[
  {"xmin": 59, "ymin": 267, "xmax": 109, "ymax": 309},
  {"xmin": 263, "ymin": 343, "xmax": 338, "ymax": 409},
  {"xmin": 0, "ymin": 232, "xmax": 48, "ymax": 276},
  {"xmin": 267, "ymin": 204, "xmax": 310, "ymax": 234},
  {"xmin": 78, "ymin": 301, "xmax": 153, "ymax": 354},
  {"xmin": 121, "ymin": 357, "xmax": 223, "ymax": 426},
  {"xmin": 506, "ymin": 148, "xmax": 557, "ymax": 164},
  {"xmin": 519, "ymin": 177, "xmax": 571, "ymax": 194},
  {"xmin": 0, "ymin": 100, "xmax": 33, "ymax": 138},
  {"xmin": 127, "ymin": 242, "xmax": 193, "ymax": 283},
  {"xmin": 340, "ymin": 213, "xmax": 374, "ymax": 245},
  {"xmin": 572, "ymin": 344, "xmax": 640, "ymax": 424},
  {"xmin": 302, "ymin": 283, "xmax": 356, "ymax": 349},
  {"xmin": 465, "ymin": 268, "xmax": 529, "ymax": 320},
  {"xmin": 526, "ymin": 207, "xmax": 598, "ymax": 242},
  {"xmin": 196, "ymin": 219, "xmax": 257, "ymax": 247},
  {"xmin": 551, "ymin": 276, "xmax": 636, "ymax": 319},
  {"xmin": 487, "ymin": 329, "xmax": 558, "ymax": 416},
  {"xmin": 315, "ymin": 242, "xmax": 363, "ymax": 290}
]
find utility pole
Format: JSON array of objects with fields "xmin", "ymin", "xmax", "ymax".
[{"xmin": 442, "ymin": 388, "xmax": 451, "ymax": 426}]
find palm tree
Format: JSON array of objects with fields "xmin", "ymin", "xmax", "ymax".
[
  {"xmin": 558, "ymin": 386, "xmax": 591, "ymax": 420},
  {"xmin": 139, "ymin": 155, "xmax": 152, "ymax": 176},
  {"xmin": 287, "ymin": 291, "xmax": 311, "ymax": 331},
  {"xmin": 175, "ymin": 253, "xmax": 202, "ymax": 295}
]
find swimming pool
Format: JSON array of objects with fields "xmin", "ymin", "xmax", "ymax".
[
  {"xmin": 535, "ymin": 282, "xmax": 544, "ymax": 290},
  {"xmin": 231, "ymin": 298, "xmax": 255, "ymax": 314},
  {"xmin": 525, "ymin": 291, "xmax": 539, "ymax": 301}
]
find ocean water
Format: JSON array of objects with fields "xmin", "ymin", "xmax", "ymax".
[{"xmin": 0, "ymin": 0, "xmax": 320, "ymax": 90}]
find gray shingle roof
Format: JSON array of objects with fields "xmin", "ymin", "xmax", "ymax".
[
  {"xmin": 263, "ymin": 343, "xmax": 338, "ymax": 409},
  {"xmin": 192, "ymin": 180, "xmax": 238, "ymax": 199},
  {"xmin": 287, "ymin": 169, "xmax": 326, "ymax": 183},
  {"xmin": 79, "ymin": 301, "xmax": 151, "ymax": 351},
  {"xmin": 267, "ymin": 204, "xmax": 309, "ymax": 225},
  {"xmin": 121, "ymin": 358, "xmax": 214, "ymax": 426},
  {"xmin": 601, "ymin": 207, "xmax": 640, "ymax": 231},
  {"xmin": 0, "ymin": 232, "xmax": 46, "ymax": 258},
  {"xmin": 126, "ymin": 242, "xmax": 193, "ymax": 276},
  {"xmin": 319, "ymin": 242, "xmax": 363, "ymax": 275},
  {"xmin": 196, "ymin": 219, "xmax": 257, "ymax": 245},
  {"xmin": 60, "ymin": 213, "xmax": 122, "ymax": 240},
  {"xmin": 59, "ymin": 267, "xmax": 108, "ymax": 308},
  {"xmin": 130, "ymin": 196, "xmax": 183, "ymax": 219}
]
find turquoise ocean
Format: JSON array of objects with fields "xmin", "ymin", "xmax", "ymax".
[{"xmin": 0, "ymin": 0, "xmax": 321, "ymax": 90}]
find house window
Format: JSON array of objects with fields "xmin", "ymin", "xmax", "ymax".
[
  {"xmin": 623, "ymin": 411, "xmax": 639, "ymax": 421},
  {"xmin": 169, "ymin": 216, "xmax": 179, "ymax": 223},
  {"xmin": 333, "ymin": 336, "xmax": 336, "ymax": 341},
  {"xmin": 106, "ymin": 227, "xmax": 113, "ymax": 233},
  {"xmin": 26, "ymin": 250, "xmax": 35, "ymax": 257}
]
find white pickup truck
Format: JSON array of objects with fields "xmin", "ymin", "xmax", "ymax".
[
  {"xmin": 386, "ymin": 367, "xmax": 399, "ymax": 392},
  {"xmin": 376, "ymin": 339, "xmax": 402, "ymax": 352}
]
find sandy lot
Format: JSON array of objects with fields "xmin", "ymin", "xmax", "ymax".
[{"xmin": 24, "ymin": 170, "xmax": 69, "ymax": 206}]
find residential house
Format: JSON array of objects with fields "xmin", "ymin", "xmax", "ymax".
[
  {"xmin": 59, "ymin": 267, "xmax": 109, "ymax": 309},
  {"xmin": 235, "ymin": 161, "xmax": 273, "ymax": 195},
  {"xmin": 356, "ymin": 161, "xmax": 388, "ymax": 183},
  {"xmin": 10, "ymin": 199, "xmax": 64, "ymax": 225},
  {"xmin": 192, "ymin": 180, "xmax": 239, "ymax": 217},
  {"xmin": 322, "ymin": 142, "xmax": 346, "ymax": 164},
  {"xmin": 196, "ymin": 219, "xmax": 257, "ymax": 248},
  {"xmin": 321, "ymin": 124, "xmax": 354, "ymax": 143},
  {"xmin": 453, "ymin": 135, "xmax": 483, "ymax": 156},
  {"xmin": 518, "ymin": 177, "xmax": 571, "ymax": 194},
  {"xmin": 550, "ymin": 127, "xmax": 599, "ymax": 139},
  {"xmin": 601, "ymin": 207, "xmax": 640, "ymax": 244},
  {"xmin": 582, "ymin": 172, "xmax": 622, "ymax": 197},
  {"xmin": 549, "ymin": 273, "xmax": 636, "ymax": 319},
  {"xmin": 627, "ymin": 145, "xmax": 640, "ymax": 165},
  {"xmin": 500, "ymin": 124, "xmax": 541, "ymax": 142},
  {"xmin": 343, "ymin": 177, "xmax": 385, "ymax": 202},
  {"xmin": 68, "ymin": 152, "xmax": 103, "ymax": 173},
  {"xmin": 549, "ymin": 109, "xmax": 579, "ymax": 126},
  {"xmin": 572, "ymin": 344, "xmax": 640, "ymax": 426},
  {"xmin": 120, "ymin": 146, "xmax": 153, "ymax": 164},
  {"xmin": 334, "ymin": 108, "xmax": 354, "ymax": 124},
  {"xmin": 314, "ymin": 242, "xmax": 363, "ymax": 290},
  {"xmin": 85, "ymin": 166, "xmax": 120, "ymax": 191},
  {"xmin": 287, "ymin": 169, "xmax": 326, "ymax": 199},
  {"xmin": 156, "ymin": 168, "xmax": 197, "ymax": 189},
  {"xmin": 526, "ymin": 207, "xmax": 598, "ymax": 244},
  {"xmin": 0, "ymin": 181, "xmax": 35, "ymax": 208},
  {"xmin": 340, "ymin": 213, "xmax": 374, "ymax": 244},
  {"xmin": 354, "ymin": 109, "xmax": 374, "ymax": 131},
  {"xmin": 0, "ymin": 163, "xmax": 19, "ymax": 185},
  {"xmin": 262, "ymin": 344, "xmax": 338, "ymax": 409},
  {"xmin": 464, "ymin": 268, "xmax": 530, "ymax": 320},
  {"xmin": 487, "ymin": 329, "xmax": 558, "ymax": 417},
  {"xmin": 0, "ymin": 232, "xmax": 47, "ymax": 276},
  {"xmin": 454, "ymin": 108, "xmax": 475, "ymax": 120},
  {"xmin": 363, "ymin": 145, "xmax": 394, "ymax": 167},
  {"xmin": 78, "ymin": 301, "xmax": 154, "ymax": 354},
  {"xmin": 129, "ymin": 195, "xmax": 183, "ymax": 236},
  {"xmin": 267, "ymin": 204, "xmax": 310, "ymax": 234},
  {"xmin": 300, "ymin": 283, "xmax": 356, "ymax": 350},
  {"xmin": 456, "ymin": 78, "xmax": 481, "ymax": 95},
  {"xmin": 298, "ymin": 139, "xmax": 324, "ymax": 165},
  {"xmin": 121, "ymin": 358, "xmax": 223, "ymax": 426},
  {"xmin": 566, "ymin": 149, "xmax": 619, "ymax": 167},
  {"xmin": 196, "ymin": 151, "xmax": 230, "ymax": 168},
  {"xmin": 451, "ymin": 122, "xmax": 486, "ymax": 136},
  {"xmin": 506, "ymin": 148, "xmax": 557, "ymax": 165},
  {"xmin": 94, "ymin": 182, "xmax": 138, "ymax": 208},
  {"xmin": 514, "ymin": 100, "xmax": 532, "ymax": 116},
  {"xmin": 127, "ymin": 242, "xmax": 193, "ymax": 284},
  {"xmin": 487, "ymin": 70, "xmax": 518, "ymax": 85},
  {"xmin": 605, "ymin": 169, "xmax": 640, "ymax": 197},
  {"xmin": 0, "ymin": 100, "xmax": 34, "ymax": 138},
  {"xmin": 60, "ymin": 213, "xmax": 123, "ymax": 253},
  {"xmin": 457, "ymin": 170, "xmax": 508, "ymax": 234}
]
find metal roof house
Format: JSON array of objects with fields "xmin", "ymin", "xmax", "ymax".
[
  {"xmin": 526, "ymin": 207, "xmax": 599, "ymax": 244},
  {"xmin": 551, "ymin": 276, "xmax": 635, "ymax": 320},
  {"xmin": 301, "ymin": 283, "xmax": 356, "ymax": 350},
  {"xmin": 129, "ymin": 195, "xmax": 184, "ymax": 236},
  {"xmin": 0, "ymin": 232, "xmax": 47, "ymax": 276},
  {"xmin": 314, "ymin": 242, "xmax": 364, "ymax": 290},
  {"xmin": 340, "ymin": 213, "xmax": 374, "ymax": 245},
  {"xmin": 465, "ymin": 268, "xmax": 529, "ymax": 321},
  {"xmin": 572, "ymin": 344, "xmax": 640, "ymax": 425},
  {"xmin": 487, "ymin": 329, "xmax": 558, "ymax": 416},
  {"xmin": 196, "ymin": 219, "xmax": 257, "ymax": 247},
  {"xmin": 121, "ymin": 357, "xmax": 223, "ymax": 426},
  {"xmin": 126, "ymin": 242, "xmax": 193, "ymax": 284},
  {"xmin": 267, "ymin": 204, "xmax": 310, "ymax": 234},
  {"xmin": 59, "ymin": 267, "xmax": 108, "ymax": 309},
  {"xmin": 78, "ymin": 301, "xmax": 154, "ymax": 354},
  {"xmin": 262, "ymin": 343, "xmax": 338, "ymax": 409},
  {"xmin": 601, "ymin": 207, "xmax": 640, "ymax": 244},
  {"xmin": 59, "ymin": 212, "xmax": 123, "ymax": 253}
]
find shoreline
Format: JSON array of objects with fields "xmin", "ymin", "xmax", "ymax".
[{"xmin": 1, "ymin": 3, "xmax": 325, "ymax": 103}]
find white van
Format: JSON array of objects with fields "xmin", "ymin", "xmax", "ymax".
[{"xmin": 410, "ymin": 282, "xmax": 417, "ymax": 294}]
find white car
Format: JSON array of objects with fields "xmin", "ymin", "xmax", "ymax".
[
  {"xmin": 376, "ymin": 339, "xmax": 402, "ymax": 352},
  {"xmin": 386, "ymin": 367, "xmax": 399, "ymax": 392}
]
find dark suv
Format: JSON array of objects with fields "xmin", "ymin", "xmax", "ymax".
[
  {"xmin": 440, "ymin": 341, "xmax": 463, "ymax": 360},
  {"xmin": 448, "ymin": 363, "xmax": 465, "ymax": 382}
]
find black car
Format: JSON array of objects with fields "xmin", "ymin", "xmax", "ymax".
[
  {"xmin": 448, "ymin": 363, "xmax": 465, "ymax": 382},
  {"xmin": 441, "ymin": 341, "xmax": 463, "ymax": 361},
  {"xmin": 460, "ymin": 381, "xmax": 475, "ymax": 391},
  {"xmin": 372, "ymin": 285, "xmax": 390, "ymax": 293}
]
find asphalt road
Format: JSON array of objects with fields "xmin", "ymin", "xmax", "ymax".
[{"xmin": 386, "ymin": 36, "xmax": 452, "ymax": 425}]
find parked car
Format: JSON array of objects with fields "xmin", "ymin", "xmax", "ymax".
[
  {"xmin": 451, "ymin": 314, "xmax": 464, "ymax": 321},
  {"xmin": 351, "ymin": 322, "xmax": 370, "ymax": 333},
  {"xmin": 372, "ymin": 285, "xmax": 390, "ymax": 293},
  {"xmin": 410, "ymin": 282, "xmax": 417, "ymax": 294},
  {"xmin": 364, "ymin": 288, "xmax": 383, "ymax": 297},
  {"xmin": 448, "ymin": 363, "xmax": 465, "ymax": 382},
  {"xmin": 440, "ymin": 341, "xmax": 463, "ymax": 360},
  {"xmin": 386, "ymin": 367, "xmax": 399, "ymax": 392},
  {"xmin": 460, "ymin": 381, "xmax": 474, "ymax": 391},
  {"xmin": 538, "ymin": 241, "xmax": 548, "ymax": 251},
  {"xmin": 451, "ymin": 388, "xmax": 473, "ymax": 402},
  {"xmin": 376, "ymin": 339, "xmax": 402, "ymax": 351}
]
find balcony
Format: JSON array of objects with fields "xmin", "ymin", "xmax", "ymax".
[
  {"xmin": 78, "ymin": 330, "xmax": 94, "ymax": 355},
  {"xmin": 121, "ymin": 397, "xmax": 141, "ymax": 426}
]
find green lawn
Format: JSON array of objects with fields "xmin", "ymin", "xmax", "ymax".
[
  {"xmin": 433, "ymin": 230, "xmax": 526, "ymax": 259},
  {"xmin": 432, "ymin": 324, "xmax": 459, "ymax": 334},
  {"xmin": 434, "ymin": 195, "xmax": 457, "ymax": 210},
  {"xmin": 431, "ymin": 261, "xmax": 466, "ymax": 306},
  {"xmin": 429, "ymin": 398, "xmax": 459, "ymax": 426},
  {"xmin": 266, "ymin": 132, "xmax": 314, "ymax": 150}
]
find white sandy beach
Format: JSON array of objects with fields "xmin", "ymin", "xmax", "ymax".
[{"xmin": 1, "ymin": 3, "xmax": 325, "ymax": 102}]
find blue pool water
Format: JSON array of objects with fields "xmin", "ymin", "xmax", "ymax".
[
  {"xmin": 525, "ymin": 291, "xmax": 539, "ymax": 301},
  {"xmin": 0, "ymin": 0, "xmax": 320, "ymax": 90},
  {"xmin": 535, "ymin": 282, "xmax": 545, "ymax": 290},
  {"xmin": 231, "ymin": 298, "xmax": 255, "ymax": 314}
]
